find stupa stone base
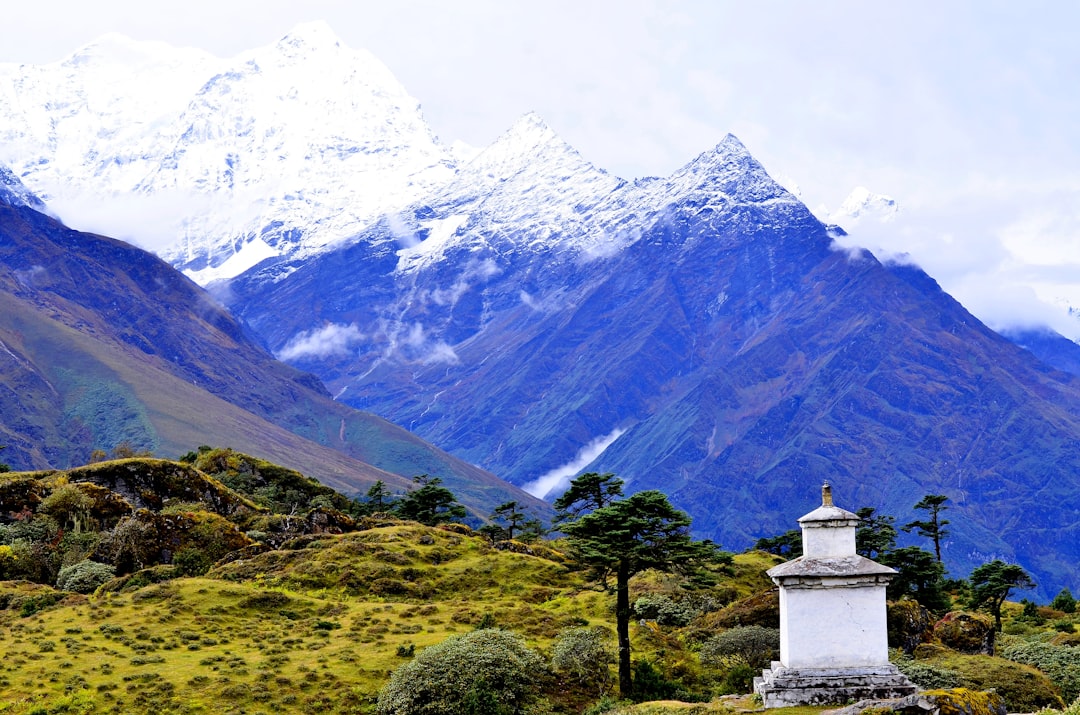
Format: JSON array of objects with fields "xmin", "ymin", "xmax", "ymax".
[{"xmin": 754, "ymin": 662, "xmax": 918, "ymax": 707}]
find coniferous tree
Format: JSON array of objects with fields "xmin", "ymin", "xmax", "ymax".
[
  {"xmin": 1052, "ymin": 587, "xmax": 1077, "ymax": 614},
  {"xmin": 855, "ymin": 507, "xmax": 897, "ymax": 560},
  {"xmin": 754, "ymin": 529, "xmax": 802, "ymax": 559},
  {"xmin": 363, "ymin": 480, "xmax": 394, "ymax": 514},
  {"xmin": 558, "ymin": 473, "xmax": 722, "ymax": 698},
  {"xmin": 880, "ymin": 545, "xmax": 950, "ymax": 614},
  {"xmin": 969, "ymin": 559, "xmax": 1035, "ymax": 631},
  {"xmin": 394, "ymin": 475, "xmax": 466, "ymax": 526},
  {"xmin": 490, "ymin": 500, "xmax": 526, "ymax": 541},
  {"xmin": 553, "ymin": 472, "xmax": 623, "ymax": 523},
  {"xmin": 903, "ymin": 494, "xmax": 950, "ymax": 562}
]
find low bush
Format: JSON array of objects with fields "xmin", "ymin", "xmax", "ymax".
[
  {"xmin": 1000, "ymin": 637, "xmax": 1080, "ymax": 702},
  {"xmin": 56, "ymin": 560, "xmax": 115, "ymax": 594},
  {"xmin": 552, "ymin": 626, "xmax": 615, "ymax": 694},
  {"xmin": 699, "ymin": 625, "xmax": 779, "ymax": 670},
  {"xmin": 377, "ymin": 628, "xmax": 545, "ymax": 715}
]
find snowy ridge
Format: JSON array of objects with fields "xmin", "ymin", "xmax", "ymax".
[
  {"xmin": 0, "ymin": 164, "xmax": 46, "ymax": 211},
  {"xmin": 396, "ymin": 126, "xmax": 799, "ymax": 273},
  {"xmin": 396, "ymin": 113, "xmax": 625, "ymax": 272},
  {"xmin": 828, "ymin": 186, "xmax": 900, "ymax": 224},
  {"xmin": 1, "ymin": 25, "xmax": 802, "ymax": 286},
  {"xmin": 0, "ymin": 22, "xmax": 455, "ymax": 282}
]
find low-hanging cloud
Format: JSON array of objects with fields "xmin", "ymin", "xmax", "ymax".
[
  {"xmin": 277, "ymin": 322, "xmax": 365, "ymax": 361},
  {"xmin": 828, "ymin": 194, "xmax": 1080, "ymax": 342},
  {"xmin": 522, "ymin": 428, "xmax": 627, "ymax": 500},
  {"xmin": 429, "ymin": 258, "xmax": 500, "ymax": 306}
]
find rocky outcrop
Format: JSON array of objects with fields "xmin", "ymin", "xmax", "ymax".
[{"xmin": 823, "ymin": 687, "xmax": 1006, "ymax": 715}]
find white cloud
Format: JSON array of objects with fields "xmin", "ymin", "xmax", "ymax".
[
  {"xmin": 386, "ymin": 213, "xmax": 420, "ymax": 249},
  {"xmin": 277, "ymin": 322, "xmax": 364, "ymax": 361},
  {"xmin": 830, "ymin": 194, "xmax": 1080, "ymax": 341},
  {"xmin": 522, "ymin": 428, "xmax": 626, "ymax": 500},
  {"xmin": 429, "ymin": 258, "xmax": 500, "ymax": 306},
  {"xmin": 387, "ymin": 321, "xmax": 459, "ymax": 365},
  {"xmin": 13, "ymin": 265, "xmax": 46, "ymax": 287},
  {"xmin": 421, "ymin": 341, "xmax": 459, "ymax": 365}
]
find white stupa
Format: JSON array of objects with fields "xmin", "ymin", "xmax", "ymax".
[{"xmin": 754, "ymin": 483, "xmax": 917, "ymax": 706}]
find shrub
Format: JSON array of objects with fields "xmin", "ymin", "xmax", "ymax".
[
  {"xmin": 56, "ymin": 561, "xmax": 115, "ymax": 594},
  {"xmin": 1000, "ymin": 637, "xmax": 1080, "ymax": 702},
  {"xmin": 172, "ymin": 547, "xmax": 211, "ymax": 577},
  {"xmin": 945, "ymin": 653, "xmax": 1062, "ymax": 712},
  {"xmin": 893, "ymin": 658, "xmax": 962, "ymax": 689},
  {"xmin": 552, "ymin": 627, "xmax": 615, "ymax": 694},
  {"xmin": 377, "ymin": 629, "xmax": 545, "ymax": 715},
  {"xmin": 633, "ymin": 594, "xmax": 723, "ymax": 627},
  {"xmin": 1053, "ymin": 589, "xmax": 1078, "ymax": 615},
  {"xmin": 700, "ymin": 626, "xmax": 779, "ymax": 670},
  {"xmin": 629, "ymin": 660, "xmax": 704, "ymax": 703}
]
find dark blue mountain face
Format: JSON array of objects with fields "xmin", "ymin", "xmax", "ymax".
[
  {"xmin": 229, "ymin": 144, "xmax": 1080, "ymax": 599},
  {"xmin": 1002, "ymin": 327, "xmax": 1080, "ymax": 377}
]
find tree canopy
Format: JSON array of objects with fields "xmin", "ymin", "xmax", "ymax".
[
  {"xmin": 394, "ymin": 475, "xmax": 466, "ymax": 526},
  {"xmin": 903, "ymin": 494, "xmax": 950, "ymax": 562},
  {"xmin": 552, "ymin": 472, "xmax": 623, "ymax": 523},
  {"xmin": 969, "ymin": 559, "xmax": 1035, "ymax": 631}
]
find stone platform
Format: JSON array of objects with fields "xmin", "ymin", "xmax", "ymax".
[{"xmin": 754, "ymin": 662, "xmax": 918, "ymax": 707}]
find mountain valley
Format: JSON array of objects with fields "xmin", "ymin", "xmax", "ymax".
[{"xmin": 2, "ymin": 26, "xmax": 1080, "ymax": 602}]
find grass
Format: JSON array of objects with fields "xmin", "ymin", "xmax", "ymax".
[
  {"xmin": 0, "ymin": 520, "xmax": 782, "ymax": 714},
  {"xmin": 0, "ymin": 524, "xmax": 597, "ymax": 713}
]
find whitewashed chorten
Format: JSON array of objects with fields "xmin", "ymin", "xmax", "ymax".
[{"xmin": 754, "ymin": 483, "xmax": 917, "ymax": 706}]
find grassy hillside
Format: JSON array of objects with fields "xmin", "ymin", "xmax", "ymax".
[{"xmin": 0, "ymin": 453, "xmax": 1076, "ymax": 715}]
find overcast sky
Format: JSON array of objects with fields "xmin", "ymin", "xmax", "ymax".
[{"xmin": 3, "ymin": 0, "xmax": 1080, "ymax": 338}]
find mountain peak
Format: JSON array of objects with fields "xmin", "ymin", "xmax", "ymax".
[
  {"xmin": 62, "ymin": 32, "xmax": 163, "ymax": 67},
  {"xmin": 664, "ymin": 133, "xmax": 794, "ymax": 205},
  {"xmin": 454, "ymin": 112, "xmax": 587, "ymax": 185},
  {"xmin": 830, "ymin": 186, "xmax": 900, "ymax": 224},
  {"xmin": 491, "ymin": 112, "xmax": 564, "ymax": 155},
  {"xmin": 275, "ymin": 21, "xmax": 344, "ymax": 55}
]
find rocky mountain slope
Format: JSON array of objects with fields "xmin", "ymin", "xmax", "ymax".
[
  {"xmin": 0, "ymin": 175, "xmax": 544, "ymax": 517},
  {"xmin": 229, "ymin": 126, "xmax": 1080, "ymax": 599}
]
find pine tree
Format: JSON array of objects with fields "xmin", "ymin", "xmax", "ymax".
[
  {"xmin": 394, "ymin": 475, "xmax": 466, "ymax": 526},
  {"xmin": 558, "ymin": 474, "xmax": 721, "ymax": 697},
  {"xmin": 902, "ymin": 494, "xmax": 950, "ymax": 561}
]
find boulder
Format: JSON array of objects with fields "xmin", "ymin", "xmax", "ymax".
[{"xmin": 934, "ymin": 612, "xmax": 995, "ymax": 655}]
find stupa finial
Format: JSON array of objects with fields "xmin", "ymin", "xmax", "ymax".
[{"xmin": 822, "ymin": 481, "xmax": 833, "ymax": 507}]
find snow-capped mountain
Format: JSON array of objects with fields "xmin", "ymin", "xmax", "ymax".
[
  {"xmin": 0, "ymin": 164, "xmax": 45, "ymax": 211},
  {"xmin": 0, "ymin": 22, "xmax": 455, "ymax": 283},
  {"xmin": 827, "ymin": 186, "xmax": 900, "ymax": 224},
  {"xmin": 226, "ymin": 115, "xmax": 1080, "ymax": 601}
]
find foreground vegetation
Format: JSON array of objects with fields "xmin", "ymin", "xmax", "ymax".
[{"xmin": 0, "ymin": 451, "xmax": 1077, "ymax": 714}]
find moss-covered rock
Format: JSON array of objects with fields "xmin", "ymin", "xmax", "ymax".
[
  {"xmin": 935, "ymin": 612, "xmax": 995, "ymax": 655},
  {"xmin": 889, "ymin": 598, "xmax": 936, "ymax": 655},
  {"xmin": 824, "ymin": 688, "xmax": 1005, "ymax": 715},
  {"xmin": 65, "ymin": 458, "xmax": 260, "ymax": 517},
  {"xmin": 921, "ymin": 688, "xmax": 1006, "ymax": 715},
  {"xmin": 942, "ymin": 654, "xmax": 1062, "ymax": 711},
  {"xmin": 699, "ymin": 588, "xmax": 779, "ymax": 629}
]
